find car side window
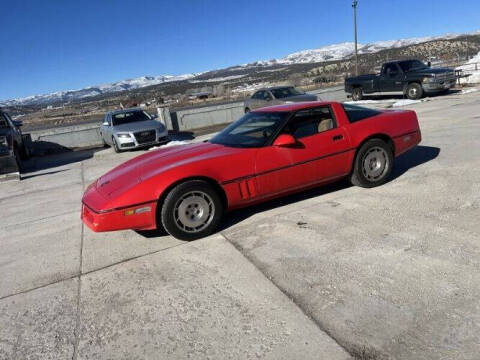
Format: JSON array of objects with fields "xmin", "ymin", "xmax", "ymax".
[
  {"xmin": 385, "ymin": 63, "xmax": 400, "ymax": 76},
  {"xmin": 342, "ymin": 104, "xmax": 381, "ymax": 123},
  {"xmin": 252, "ymin": 91, "xmax": 262, "ymax": 100},
  {"xmin": 285, "ymin": 106, "xmax": 336, "ymax": 139},
  {"xmin": 263, "ymin": 91, "xmax": 272, "ymax": 100}
]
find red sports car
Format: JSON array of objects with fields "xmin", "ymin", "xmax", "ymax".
[{"xmin": 82, "ymin": 101, "xmax": 421, "ymax": 240}]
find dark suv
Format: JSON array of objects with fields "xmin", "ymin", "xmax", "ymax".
[{"xmin": 0, "ymin": 109, "xmax": 28, "ymax": 174}]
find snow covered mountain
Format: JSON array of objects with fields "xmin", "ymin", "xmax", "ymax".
[
  {"xmin": 0, "ymin": 73, "xmax": 198, "ymax": 107},
  {"xmin": 2, "ymin": 31, "xmax": 478, "ymax": 107}
]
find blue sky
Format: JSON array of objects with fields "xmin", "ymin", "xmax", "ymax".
[{"xmin": 1, "ymin": 0, "xmax": 479, "ymax": 100}]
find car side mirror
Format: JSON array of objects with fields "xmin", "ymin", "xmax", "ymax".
[
  {"xmin": 102, "ymin": 121, "xmax": 109, "ymax": 126},
  {"xmin": 13, "ymin": 120, "xmax": 23, "ymax": 127},
  {"xmin": 273, "ymin": 134, "xmax": 297, "ymax": 147},
  {"xmin": 427, "ymin": 61, "xmax": 432, "ymax": 67}
]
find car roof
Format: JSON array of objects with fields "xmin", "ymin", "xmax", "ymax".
[
  {"xmin": 255, "ymin": 86, "xmax": 296, "ymax": 92},
  {"xmin": 109, "ymin": 107, "xmax": 144, "ymax": 116},
  {"xmin": 252, "ymin": 101, "xmax": 336, "ymax": 113}
]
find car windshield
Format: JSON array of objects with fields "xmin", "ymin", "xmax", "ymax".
[
  {"xmin": 112, "ymin": 110, "xmax": 151, "ymax": 126},
  {"xmin": 210, "ymin": 111, "xmax": 289, "ymax": 148},
  {"xmin": 270, "ymin": 87, "xmax": 304, "ymax": 99},
  {"xmin": 398, "ymin": 60, "xmax": 428, "ymax": 72}
]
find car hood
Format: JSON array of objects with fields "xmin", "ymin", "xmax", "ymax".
[
  {"xmin": 409, "ymin": 67, "xmax": 453, "ymax": 75},
  {"xmin": 113, "ymin": 120, "xmax": 164, "ymax": 133},
  {"xmin": 96, "ymin": 142, "xmax": 242, "ymax": 198}
]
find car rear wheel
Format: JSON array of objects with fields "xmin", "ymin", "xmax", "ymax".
[
  {"xmin": 112, "ymin": 137, "xmax": 121, "ymax": 153},
  {"xmin": 161, "ymin": 180, "xmax": 224, "ymax": 240},
  {"xmin": 352, "ymin": 87, "xmax": 363, "ymax": 101},
  {"xmin": 350, "ymin": 139, "xmax": 393, "ymax": 188},
  {"xmin": 406, "ymin": 83, "xmax": 423, "ymax": 100}
]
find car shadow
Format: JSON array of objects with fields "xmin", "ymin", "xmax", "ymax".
[
  {"xmin": 135, "ymin": 145, "xmax": 440, "ymax": 239},
  {"xmin": 21, "ymin": 147, "xmax": 100, "ymax": 173}
]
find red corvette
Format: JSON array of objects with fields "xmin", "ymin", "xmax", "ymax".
[{"xmin": 82, "ymin": 101, "xmax": 421, "ymax": 240}]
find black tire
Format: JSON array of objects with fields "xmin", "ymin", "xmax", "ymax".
[
  {"xmin": 160, "ymin": 180, "xmax": 224, "ymax": 241},
  {"xmin": 406, "ymin": 83, "xmax": 423, "ymax": 100},
  {"xmin": 245, "ymin": 107, "xmax": 251, "ymax": 113},
  {"xmin": 352, "ymin": 87, "xmax": 363, "ymax": 101},
  {"xmin": 350, "ymin": 139, "xmax": 393, "ymax": 188},
  {"xmin": 112, "ymin": 137, "xmax": 121, "ymax": 153}
]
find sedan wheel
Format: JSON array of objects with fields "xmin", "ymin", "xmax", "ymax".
[
  {"xmin": 350, "ymin": 139, "xmax": 393, "ymax": 188},
  {"xmin": 112, "ymin": 137, "xmax": 121, "ymax": 153},
  {"xmin": 174, "ymin": 191, "xmax": 214, "ymax": 233},
  {"xmin": 362, "ymin": 147, "xmax": 388, "ymax": 182},
  {"xmin": 161, "ymin": 180, "xmax": 224, "ymax": 240}
]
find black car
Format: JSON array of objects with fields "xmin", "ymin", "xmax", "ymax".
[
  {"xmin": 0, "ymin": 109, "xmax": 28, "ymax": 174},
  {"xmin": 345, "ymin": 59, "xmax": 456, "ymax": 101}
]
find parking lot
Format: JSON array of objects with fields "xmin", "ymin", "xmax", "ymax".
[{"xmin": 1, "ymin": 90, "xmax": 479, "ymax": 359}]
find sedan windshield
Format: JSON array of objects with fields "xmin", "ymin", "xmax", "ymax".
[
  {"xmin": 112, "ymin": 111, "xmax": 151, "ymax": 126},
  {"xmin": 398, "ymin": 60, "xmax": 428, "ymax": 72},
  {"xmin": 271, "ymin": 87, "xmax": 304, "ymax": 99},
  {"xmin": 210, "ymin": 111, "xmax": 289, "ymax": 148}
]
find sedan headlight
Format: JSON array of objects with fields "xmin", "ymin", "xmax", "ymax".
[{"xmin": 117, "ymin": 133, "xmax": 132, "ymax": 139}]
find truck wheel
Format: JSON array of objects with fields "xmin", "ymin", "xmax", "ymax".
[
  {"xmin": 352, "ymin": 87, "xmax": 363, "ymax": 101},
  {"xmin": 350, "ymin": 139, "xmax": 393, "ymax": 188},
  {"xmin": 406, "ymin": 83, "xmax": 423, "ymax": 100},
  {"xmin": 160, "ymin": 180, "xmax": 224, "ymax": 241}
]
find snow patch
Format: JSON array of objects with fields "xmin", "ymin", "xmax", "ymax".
[
  {"xmin": 457, "ymin": 51, "xmax": 480, "ymax": 84},
  {"xmin": 461, "ymin": 88, "xmax": 478, "ymax": 94},
  {"xmin": 149, "ymin": 140, "xmax": 191, "ymax": 151},
  {"xmin": 392, "ymin": 99, "xmax": 422, "ymax": 107}
]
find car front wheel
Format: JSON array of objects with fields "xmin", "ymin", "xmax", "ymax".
[
  {"xmin": 350, "ymin": 139, "xmax": 393, "ymax": 188},
  {"xmin": 160, "ymin": 180, "xmax": 224, "ymax": 240},
  {"xmin": 112, "ymin": 137, "xmax": 121, "ymax": 153}
]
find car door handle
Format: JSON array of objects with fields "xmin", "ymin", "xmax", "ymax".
[{"xmin": 332, "ymin": 135, "xmax": 343, "ymax": 141}]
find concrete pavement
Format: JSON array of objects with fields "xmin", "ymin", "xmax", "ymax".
[{"xmin": 1, "ymin": 89, "xmax": 479, "ymax": 359}]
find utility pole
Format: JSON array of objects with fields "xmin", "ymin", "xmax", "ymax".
[{"xmin": 352, "ymin": 0, "xmax": 359, "ymax": 76}]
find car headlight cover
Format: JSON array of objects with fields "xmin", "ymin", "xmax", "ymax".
[{"xmin": 117, "ymin": 133, "xmax": 132, "ymax": 139}]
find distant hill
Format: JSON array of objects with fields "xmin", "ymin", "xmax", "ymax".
[{"xmin": 1, "ymin": 30, "xmax": 479, "ymax": 108}]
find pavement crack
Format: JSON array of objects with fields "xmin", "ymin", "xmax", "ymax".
[{"xmin": 220, "ymin": 231, "xmax": 356, "ymax": 359}]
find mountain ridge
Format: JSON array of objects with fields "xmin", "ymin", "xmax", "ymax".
[{"xmin": 2, "ymin": 30, "xmax": 478, "ymax": 107}]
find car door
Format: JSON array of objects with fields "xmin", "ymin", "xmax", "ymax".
[
  {"xmin": 101, "ymin": 114, "xmax": 112, "ymax": 144},
  {"xmin": 380, "ymin": 63, "xmax": 404, "ymax": 92},
  {"xmin": 255, "ymin": 106, "xmax": 351, "ymax": 197}
]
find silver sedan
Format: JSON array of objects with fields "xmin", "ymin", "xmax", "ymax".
[
  {"xmin": 100, "ymin": 108, "xmax": 169, "ymax": 153},
  {"xmin": 244, "ymin": 86, "xmax": 318, "ymax": 113}
]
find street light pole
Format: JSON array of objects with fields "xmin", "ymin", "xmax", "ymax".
[{"xmin": 352, "ymin": 0, "xmax": 359, "ymax": 76}]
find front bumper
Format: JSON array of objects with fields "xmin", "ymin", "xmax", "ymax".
[
  {"xmin": 423, "ymin": 79, "xmax": 456, "ymax": 92},
  {"xmin": 81, "ymin": 184, "xmax": 158, "ymax": 232},
  {"xmin": 116, "ymin": 129, "xmax": 169, "ymax": 150}
]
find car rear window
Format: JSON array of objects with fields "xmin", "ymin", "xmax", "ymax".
[{"xmin": 342, "ymin": 104, "xmax": 381, "ymax": 123}]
